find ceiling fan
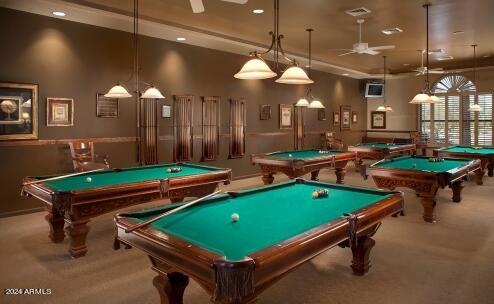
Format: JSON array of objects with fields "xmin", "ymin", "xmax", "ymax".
[
  {"xmin": 189, "ymin": 0, "xmax": 248, "ymax": 13},
  {"xmin": 412, "ymin": 49, "xmax": 444, "ymax": 75},
  {"xmin": 338, "ymin": 19, "xmax": 395, "ymax": 56}
]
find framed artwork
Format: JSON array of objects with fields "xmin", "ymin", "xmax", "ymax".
[
  {"xmin": 371, "ymin": 111, "xmax": 386, "ymax": 129},
  {"xmin": 0, "ymin": 82, "xmax": 38, "ymax": 140},
  {"xmin": 279, "ymin": 104, "xmax": 293, "ymax": 129},
  {"xmin": 333, "ymin": 112, "xmax": 340, "ymax": 125},
  {"xmin": 259, "ymin": 104, "xmax": 271, "ymax": 120},
  {"xmin": 340, "ymin": 105, "xmax": 351, "ymax": 130},
  {"xmin": 352, "ymin": 111, "xmax": 358, "ymax": 124},
  {"xmin": 47, "ymin": 97, "xmax": 73, "ymax": 126},
  {"xmin": 96, "ymin": 93, "xmax": 119, "ymax": 118},
  {"xmin": 162, "ymin": 105, "xmax": 171, "ymax": 118},
  {"xmin": 317, "ymin": 108, "xmax": 326, "ymax": 121}
]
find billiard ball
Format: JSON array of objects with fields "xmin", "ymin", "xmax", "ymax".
[
  {"xmin": 288, "ymin": 154, "xmax": 292, "ymax": 157},
  {"xmin": 86, "ymin": 177, "xmax": 92, "ymax": 183},
  {"xmin": 412, "ymin": 163, "xmax": 417, "ymax": 168},
  {"xmin": 231, "ymin": 213, "xmax": 239, "ymax": 222}
]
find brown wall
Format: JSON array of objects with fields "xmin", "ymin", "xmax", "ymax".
[{"xmin": 0, "ymin": 8, "xmax": 366, "ymax": 216}]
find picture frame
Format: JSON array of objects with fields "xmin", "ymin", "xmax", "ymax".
[
  {"xmin": 279, "ymin": 104, "xmax": 293, "ymax": 129},
  {"xmin": 162, "ymin": 105, "xmax": 171, "ymax": 118},
  {"xmin": 259, "ymin": 104, "xmax": 271, "ymax": 120},
  {"xmin": 317, "ymin": 108, "xmax": 326, "ymax": 121},
  {"xmin": 96, "ymin": 93, "xmax": 119, "ymax": 118},
  {"xmin": 47, "ymin": 97, "xmax": 74, "ymax": 126},
  {"xmin": 0, "ymin": 82, "xmax": 38, "ymax": 140},
  {"xmin": 333, "ymin": 112, "xmax": 340, "ymax": 125},
  {"xmin": 371, "ymin": 111, "xmax": 386, "ymax": 129},
  {"xmin": 340, "ymin": 105, "xmax": 351, "ymax": 130},
  {"xmin": 352, "ymin": 111, "xmax": 358, "ymax": 124}
]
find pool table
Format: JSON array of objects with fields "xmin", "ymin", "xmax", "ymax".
[
  {"xmin": 21, "ymin": 163, "xmax": 231, "ymax": 258},
  {"xmin": 434, "ymin": 145, "xmax": 494, "ymax": 180},
  {"xmin": 348, "ymin": 142, "xmax": 416, "ymax": 167},
  {"xmin": 250, "ymin": 149, "xmax": 356, "ymax": 184},
  {"xmin": 114, "ymin": 179, "xmax": 403, "ymax": 304},
  {"xmin": 365, "ymin": 156, "xmax": 482, "ymax": 223}
]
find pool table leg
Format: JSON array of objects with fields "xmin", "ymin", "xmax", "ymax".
[
  {"xmin": 487, "ymin": 162, "xmax": 493, "ymax": 177},
  {"xmin": 45, "ymin": 209, "xmax": 65, "ymax": 243},
  {"xmin": 67, "ymin": 219, "xmax": 90, "ymax": 258},
  {"xmin": 334, "ymin": 168, "xmax": 346, "ymax": 184},
  {"xmin": 475, "ymin": 169, "xmax": 485, "ymax": 185},
  {"xmin": 349, "ymin": 232, "xmax": 376, "ymax": 276},
  {"xmin": 419, "ymin": 195, "xmax": 437, "ymax": 223},
  {"xmin": 153, "ymin": 272, "xmax": 189, "ymax": 304},
  {"xmin": 310, "ymin": 170, "xmax": 320, "ymax": 181},
  {"xmin": 450, "ymin": 181, "xmax": 463, "ymax": 203},
  {"xmin": 261, "ymin": 172, "xmax": 274, "ymax": 185}
]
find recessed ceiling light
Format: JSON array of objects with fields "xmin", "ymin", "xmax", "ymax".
[
  {"xmin": 52, "ymin": 11, "xmax": 66, "ymax": 17},
  {"xmin": 403, "ymin": 63, "xmax": 410, "ymax": 66},
  {"xmin": 453, "ymin": 30, "xmax": 465, "ymax": 35},
  {"xmin": 343, "ymin": 73, "xmax": 349, "ymax": 76},
  {"xmin": 382, "ymin": 28, "xmax": 403, "ymax": 35},
  {"xmin": 253, "ymin": 9, "xmax": 264, "ymax": 14},
  {"xmin": 483, "ymin": 54, "xmax": 491, "ymax": 58},
  {"xmin": 176, "ymin": 37, "xmax": 186, "ymax": 41}
]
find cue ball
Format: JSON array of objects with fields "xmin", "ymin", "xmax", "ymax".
[
  {"xmin": 288, "ymin": 154, "xmax": 292, "ymax": 157},
  {"xmin": 231, "ymin": 213, "xmax": 239, "ymax": 222},
  {"xmin": 86, "ymin": 177, "xmax": 92, "ymax": 182}
]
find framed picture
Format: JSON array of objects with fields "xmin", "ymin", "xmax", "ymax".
[
  {"xmin": 340, "ymin": 105, "xmax": 351, "ymax": 130},
  {"xmin": 371, "ymin": 111, "xmax": 386, "ymax": 129},
  {"xmin": 47, "ymin": 97, "xmax": 73, "ymax": 126},
  {"xmin": 259, "ymin": 104, "xmax": 271, "ymax": 120},
  {"xmin": 333, "ymin": 112, "xmax": 340, "ymax": 125},
  {"xmin": 317, "ymin": 108, "xmax": 326, "ymax": 121},
  {"xmin": 0, "ymin": 82, "xmax": 38, "ymax": 140},
  {"xmin": 352, "ymin": 111, "xmax": 358, "ymax": 124},
  {"xmin": 279, "ymin": 104, "xmax": 293, "ymax": 129},
  {"xmin": 96, "ymin": 93, "xmax": 119, "ymax": 118},
  {"xmin": 162, "ymin": 105, "xmax": 171, "ymax": 118}
]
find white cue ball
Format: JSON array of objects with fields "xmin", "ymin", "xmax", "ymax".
[
  {"xmin": 231, "ymin": 213, "xmax": 239, "ymax": 222},
  {"xmin": 86, "ymin": 177, "xmax": 92, "ymax": 183},
  {"xmin": 288, "ymin": 154, "xmax": 292, "ymax": 157}
]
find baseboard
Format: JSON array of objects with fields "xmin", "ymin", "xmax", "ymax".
[{"xmin": 0, "ymin": 207, "xmax": 44, "ymax": 218}]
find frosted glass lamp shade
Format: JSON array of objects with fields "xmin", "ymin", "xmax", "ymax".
[
  {"xmin": 410, "ymin": 93, "xmax": 432, "ymax": 104},
  {"xmin": 468, "ymin": 104, "xmax": 482, "ymax": 112},
  {"xmin": 308, "ymin": 99, "xmax": 324, "ymax": 108},
  {"xmin": 295, "ymin": 97, "xmax": 309, "ymax": 107},
  {"xmin": 141, "ymin": 87, "xmax": 165, "ymax": 99},
  {"xmin": 234, "ymin": 58, "xmax": 277, "ymax": 79},
  {"xmin": 429, "ymin": 94, "xmax": 441, "ymax": 103},
  {"xmin": 385, "ymin": 105, "xmax": 393, "ymax": 112},
  {"xmin": 376, "ymin": 105, "xmax": 387, "ymax": 111},
  {"xmin": 104, "ymin": 84, "xmax": 132, "ymax": 98},
  {"xmin": 275, "ymin": 66, "xmax": 314, "ymax": 84}
]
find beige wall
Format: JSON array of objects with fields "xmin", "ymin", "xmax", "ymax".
[{"xmin": 0, "ymin": 8, "xmax": 366, "ymax": 215}]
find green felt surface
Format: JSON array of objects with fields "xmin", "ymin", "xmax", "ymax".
[
  {"xmin": 374, "ymin": 156, "xmax": 471, "ymax": 172},
  {"xmin": 268, "ymin": 149, "xmax": 344, "ymax": 159},
  {"xmin": 441, "ymin": 146, "xmax": 494, "ymax": 155},
  {"xmin": 129, "ymin": 180, "xmax": 394, "ymax": 261},
  {"xmin": 356, "ymin": 143, "xmax": 403, "ymax": 149},
  {"xmin": 44, "ymin": 163, "xmax": 220, "ymax": 192}
]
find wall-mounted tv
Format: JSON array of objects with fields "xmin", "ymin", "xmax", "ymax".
[{"xmin": 365, "ymin": 83, "xmax": 385, "ymax": 98}]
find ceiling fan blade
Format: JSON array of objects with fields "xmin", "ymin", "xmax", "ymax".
[
  {"xmin": 338, "ymin": 51, "xmax": 356, "ymax": 57},
  {"xmin": 415, "ymin": 72, "xmax": 422, "ymax": 76},
  {"xmin": 369, "ymin": 45, "xmax": 395, "ymax": 51},
  {"xmin": 430, "ymin": 67, "xmax": 444, "ymax": 71},
  {"xmin": 363, "ymin": 49, "xmax": 380, "ymax": 55},
  {"xmin": 220, "ymin": 0, "xmax": 248, "ymax": 3},
  {"xmin": 428, "ymin": 70, "xmax": 445, "ymax": 74},
  {"xmin": 190, "ymin": 0, "xmax": 205, "ymax": 13}
]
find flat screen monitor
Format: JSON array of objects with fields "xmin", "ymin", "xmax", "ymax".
[{"xmin": 365, "ymin": 83, "xmax": 384, "ymax": 98}]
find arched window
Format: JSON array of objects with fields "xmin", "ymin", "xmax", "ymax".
[{"xmin": 419, "ymin": 74, "xmax": 492, "ymax": 146}]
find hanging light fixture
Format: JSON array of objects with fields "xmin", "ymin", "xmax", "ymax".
[
  {"xmin": 235, "ymin": 0, "xmax": 313, "ymax": 84},
  {"xmin": 105, "ymin": 0, "xmax": 165, "ymax": 100},
  {"xmin": 410, "ymin": 2, "xmax": 440, "ymax": 104},
  {"xmin": 468, "ymin": 44, "xmax": 482, "ymax": 112},
  {"xmin": 295, "ymin": 29, "xmax": 324, "ymax": 108},
  {"xmin": 377, "ymin": 56, "xmax": 393, "ymax": 112}
]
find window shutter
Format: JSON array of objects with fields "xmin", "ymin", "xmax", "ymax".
[
  {"xmin": 446, "ymin": 96, "xmax": 460, "ymax": 144},
  {"xmin": 477, "ymin": 94, "xmax": 493, "ymax": 145},
  {"xmin": 433, "ymin": 98, "xmax": 446, "ymax": 144}
]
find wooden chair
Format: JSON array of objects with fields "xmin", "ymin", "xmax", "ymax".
[
  {"xmin": 323, "ymin": 132, "xmax": 344, "ymax": 150},
  {"xmin": 68, "ymin": 141, "xmax": 109, "ymax": 172}
]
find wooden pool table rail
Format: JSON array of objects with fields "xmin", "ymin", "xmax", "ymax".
[
  {"xmin": 348, "ymin": 143, "xmax": 417, "ymax": 168},
  {"xmin": 434, "ymin": 146, "xmax": 494, "ymax": 180},
  {"xmin": 114, "ymin": 179, "xmax": 404, "ymax": 304}
]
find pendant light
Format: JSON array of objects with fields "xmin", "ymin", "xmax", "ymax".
[
  {"xmin": 410, "ymin": 2, "xmax": 440, "ymax": 104},
  {"xmin": 377, "ymin": 56, "xmax": 393, "ymax": 112},
  {"xmin": 105, "ymin": 0, "xmax": 165, "ymax": 100},
  {"xmin": 235, "ymin": 0, "xmax": 313, "ymax": 84},
  {"xmin": 468, "ymin": 44, "xmax": 482, "ymax": 112},
  {"xmin": 295, "ymin": 29, "xmax": 324, "ymax": 108}
]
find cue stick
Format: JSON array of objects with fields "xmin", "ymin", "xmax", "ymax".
[
  {"xmin": 125, "ymin": 190, "xmax": 221, "ymax": 233},
  {"xmin": 22, "ymin": 168, "xmax": 106, "ymax": 186}
]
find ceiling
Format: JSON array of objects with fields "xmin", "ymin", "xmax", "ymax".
[{"xmin": 6, "ymin": 0, "xmax": 494, "ymax": 76}]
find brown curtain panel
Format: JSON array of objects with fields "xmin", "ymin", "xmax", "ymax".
[
  {"xmin": 201, "ymin": 96, "xmax": 220, "ymax": 161},
  {"xmin": 229, "ymin": 98, "xmax": 246, "ymax": 158},
  {"xmin": 138, "ymin": 98, "xmax": 159, "ymax": 165},
  {"xmin": 173, "ymin": 95, "xmax": 194, "ymax": 162}
]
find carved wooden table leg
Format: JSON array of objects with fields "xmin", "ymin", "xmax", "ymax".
[
  {"xmin": 67, "ymin": 219, "xmax": 91, "ymax": 258},
  {"xmin": 261, "ymin": 172, "xmax": 274, "ymax": 185},
  {"xmin": 45, "ymin": 209, "xmax": 65, "ymax": 243},
  {"xmin": 350, "ymin": 234, "xmax": 376, "ymax": 276},
  {"xmin": 488, "ymin": 162, "xmax": 494, "ymax": 177},
  {"xmin": 153, "ymin": 272, "xmax": 189, "ymax": 304},
  {"xmin": 335, "ymin": 168, "xmax": 346, "ymax": 184},
  {"xmin": 310, "ymin": 170, "xmax": 320, "ymax": 181},
  {"xmin": 475, "ymin": 169, "xmax": 485, "ymax": 185},
  {"xmin": 451, "ymin": 180, "xmax": 463, "ymax": 203},
  {"xmin": 419, "ymin": 195, "xmax": 437, "ymax": 223}
]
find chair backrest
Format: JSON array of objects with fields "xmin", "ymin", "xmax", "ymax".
[{"xmin": 68, "ymin": 141, "xmax": 100, "ymax": 171}]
